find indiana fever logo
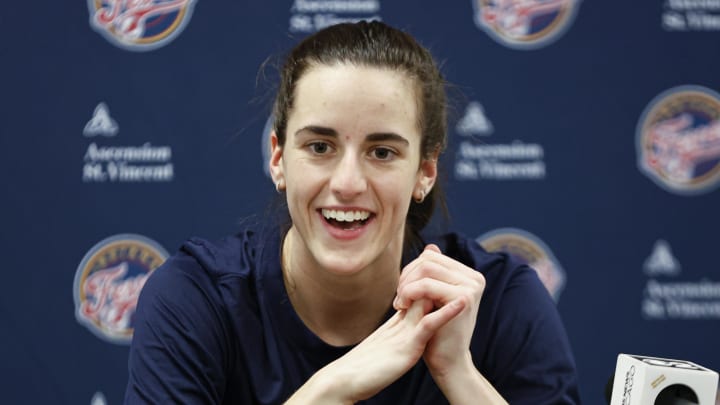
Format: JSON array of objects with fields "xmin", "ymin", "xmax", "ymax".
[
  {"xmin": 472, "ymin": 0, "xmax": 581, "ymax": 50},
  {"xmin": 87, "ymin": 0, "xmax": 198, "ymax": 51},
  {"xmin": 477, "ymin": 228, "xmax": 566, "ymax": 301},
  {"xmin": 73, "ymin": 234, "xmax": 169, "ymax": 344},
  {"xmin": 637, "ymin": 85, "xmax": 720, "ymax": 195}
]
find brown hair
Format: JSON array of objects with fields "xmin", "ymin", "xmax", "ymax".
[{"xmin": 272, "ymin": 20, "xmax": 448, "ymax": 250}]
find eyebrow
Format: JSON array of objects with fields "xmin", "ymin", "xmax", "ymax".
[
  {"xmin": 296, "ymin": 125, "xmax": 337, "ymax": 137},
  {"xmin": 296, "ymin": 125, "xmax": 410, "ymax": 146}
]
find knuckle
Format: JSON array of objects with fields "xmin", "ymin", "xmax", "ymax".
[
  {"xmin": 418, "ymin": 316, "xmax": 437, "ymax": 334},
  {"xmin": 459, "ymin": 288, "xmax": 475, "ymax": 302},
  {"xmin": 411, "ymin": 264, "xmax": 429, "ymax": 280},
  {"xmin": 471, "ymin": 272, "xmax": 486, "ymax": 288}
]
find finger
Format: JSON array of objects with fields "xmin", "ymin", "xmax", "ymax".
[
  {"xmin": 414, "ymin": 297, "xmax": 466, "ymax": 343},
  {"xmin": 398, "ymin": 260, "xmax": 466, "ymax": 291},
  {"xmin": 377, "ymin": 308, "xmax": 403, "ymax": 330},
  {"xmin": 398, "ymin": 244, "xmax": 443, "ymax": 282},
  {"xmin": 399, "ymin": 247, "xmax": 472, "ymax": 286},
  {"xmin": 398, "ymin": 255, "xmax": 424, "ymax": 285},
  {"xmin": 396, "ymin": 278, "xmax": 466, "ymax": 310},
  {"xmin": 398, "ymin": 254, "xmax": 446, "ymax": 288},
  {"xmin": 399, "ymin": 257, "xmax": 486, "ymax": 298},
  {"xmin": 425, "ymin": 243, "xmax": 441, "ymax": 254},
  {"xmin": 397, "ymin": 247, "xmax": 483, "ymax": 312},
  {"xmin": 397, "ymin": 262, "xmax": 482, "ymax": 312},
  {"xmin": 404, "ymin": 298, "xmax": 434, "ymax": 323},
  {"xmin": 418, "ymin": 247, "xmax": 471, "ymax": 270}
]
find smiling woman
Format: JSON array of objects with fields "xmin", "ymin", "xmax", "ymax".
[
  {"xmin": 124, "ymin": 21, "xmax": 581, "ymax": 405},
  {"xmin": 271, "ymin": 64, "xmax": 428, "ymax": 277}
]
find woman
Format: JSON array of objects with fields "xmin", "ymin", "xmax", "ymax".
[{"xmin": 125, "ymin": 21, "xmax": 580, "ymax": 404}]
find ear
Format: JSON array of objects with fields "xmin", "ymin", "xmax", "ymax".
[
  {"xmin": 414, "ymin": 150, "xmax": 439, "ymax": 201},
  {"xmin": 268, "ymin": 131, "xmax": 286, "ymax": 191}
]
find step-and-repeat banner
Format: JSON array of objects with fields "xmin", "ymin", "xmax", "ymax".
[{"xmin": 2, "ymin": 1, "xmax": 719, "ymax": 403}]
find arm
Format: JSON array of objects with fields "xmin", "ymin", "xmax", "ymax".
[
  {"xmin": 126, "ymin": 251, "xmax": 464, "ymax": 405},
  {"xmin": 285, "ymin": 297, "xmax": 466, "ymax": 404},
  {"xmin": 432, "ymin": 353, "xmax": 507, "ymax": 405},
  {"xmin": 395, "ymin": 244, "xmax": 508, "ymax": 404},
  {"xmin": 395, "ymin": 245, "xmax": 580, "ymax": 404}
]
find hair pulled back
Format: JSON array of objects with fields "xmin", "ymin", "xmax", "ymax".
[{"xmin": 272, "ymin": 20, "xmax": 448, "ymax": 249}]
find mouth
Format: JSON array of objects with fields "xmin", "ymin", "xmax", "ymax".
[{"xmin": 320, "ymin": 208, "xmax": 373, "ymax": 231}]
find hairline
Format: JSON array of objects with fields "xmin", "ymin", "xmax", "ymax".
[{"xmin": 288, "ymin": 60, "xmax": 427, "ymax": 157}]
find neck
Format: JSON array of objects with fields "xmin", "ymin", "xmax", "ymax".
[{"xmin": 282, "ymin": 227, "xmax": 401, "ymax": 346}]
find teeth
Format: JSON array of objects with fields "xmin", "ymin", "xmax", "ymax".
[{"xmin": 322, "ymin": 209, "xmax": 370, "ymax": 222}]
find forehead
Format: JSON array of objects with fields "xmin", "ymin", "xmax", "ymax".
[{"xmin": 288, "ymin": 63, "xmax": 420, "ymax": 136}]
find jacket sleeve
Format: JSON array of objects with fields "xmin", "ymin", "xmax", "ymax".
[
  {"xmin": 124, "ymin": 255, "xmax": 233, "ymax": 404},
  {"xmin": 478, "ymin": 265, "xmax": 581, "ymax": 405}
]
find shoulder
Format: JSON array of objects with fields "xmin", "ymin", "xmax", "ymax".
[
  {"xmin": 180, "ymin": 223, "xmax": 268, "ymax": 279},
  {"xmin": 126, "ymin": 220, "xmax": 282, "ymax": 403},
  {"xmin": 138, "ymin": 218, "xmax": 281, "ymax": 321},
  {"xmin": 431, "ymin": 231, "xmax": 532, "ymax": 283},
  {"xmin": 136, "ymin": 216, "xmax": 282, "ymax": 338},
  {"xmin": 146, "ymin": 217, "xmax": 277, "ymax": 287},
  {"xmin": 135, "ymin": 227, "xmax": 261, "ymax": 329}
]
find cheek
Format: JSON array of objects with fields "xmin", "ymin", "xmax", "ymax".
[
  {"xmin": 284, "ymin": 161, "xmax": 325, "ymax": 197},
  {"xmin": 374, "ymin": 172, "xmax": 416, "ymax": 205}
]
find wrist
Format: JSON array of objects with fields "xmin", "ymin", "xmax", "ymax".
[
  {"xmin": 285, "ymin": 366, "xmax": 354, "ymax": 405},
  {"xmin": 430, "ymin": 352, "xmax": 508, "ymax": 405},
  {"xmin": 429, "ymin": 350, "xmax": 476, "ymax": 386}
]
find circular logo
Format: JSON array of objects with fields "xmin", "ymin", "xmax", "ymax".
[
  {"xmin": 472, "ymin": 0, "xmax": 582, "ymax": 50},
  {"xmin": 636, "ymin": 85, "xmax": 720, "ymax": 195},
  {"xmin": 87, "ymin": 0, "xmax": 198, "ymax": 51},
  {"xmin": 73, "ymin": 234, "xmax": 169, "ymax": 344},
  {"xmin": 477, "ymin": 228, "xmax": 565, "ymax": 301}
]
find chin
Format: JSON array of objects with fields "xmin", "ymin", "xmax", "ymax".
[{"xmin": 316, "ymin": 254, "xmax": 371, "ymax": 276}]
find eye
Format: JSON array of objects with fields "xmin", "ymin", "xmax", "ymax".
[
  {"xmin": 308, "ymin": 141, "xmax": 331, "ymax": 155},
  {"xmin": 370, "ymin": 147, "xmax": 396, "ymax": 161}
]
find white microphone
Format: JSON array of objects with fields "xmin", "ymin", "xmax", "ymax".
[{"xmin": 609, "ymin": 354, "xmax": 718, "ymax": 405}]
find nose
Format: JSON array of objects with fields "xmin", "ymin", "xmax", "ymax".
[{"xmin": 329, "ymin": 152, "xmax": 367, "ymax": 200}]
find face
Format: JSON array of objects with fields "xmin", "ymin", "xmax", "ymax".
[{"xmin": 269, "ymin": 64, "xmax": 437, "ymax": 276}]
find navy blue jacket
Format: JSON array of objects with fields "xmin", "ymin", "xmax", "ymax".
[{"xmin": 125, "ymin": 222, "xmax": 581, "ymax": 404}]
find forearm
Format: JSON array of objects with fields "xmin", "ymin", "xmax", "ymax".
[
  {"xmin": 284, "ymin": 367, "xmax": 354, "ymax": 405},
  {"xmin": 431, "ymin": 352, "xmax": 508, "ymax": 405}
]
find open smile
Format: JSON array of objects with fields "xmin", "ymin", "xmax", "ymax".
[{"xmin": 320, "ymin": 208, "xmax": 374, "ymax": 231}]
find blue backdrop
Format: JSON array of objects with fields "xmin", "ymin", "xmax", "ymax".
[{"xmin": 2, "ymin": 1, "xmax": 720, "ymax": 404}]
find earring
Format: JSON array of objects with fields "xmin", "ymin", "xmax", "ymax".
[
  {"xmin": 275, "ymin": 179, "xmax": 286, "ymax": 193},
  {"xmin": 414, "ymin": 190, "xmax": 425, "ymax": 203}
]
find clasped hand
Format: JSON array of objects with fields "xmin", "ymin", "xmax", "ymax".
[
  {"xmin": 303, "ymin": 244, "xmax": 486, "ymax": 403},
  {"xmin": 395, "ymin": 244, "xmax": 485, "ymax": 378}
]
